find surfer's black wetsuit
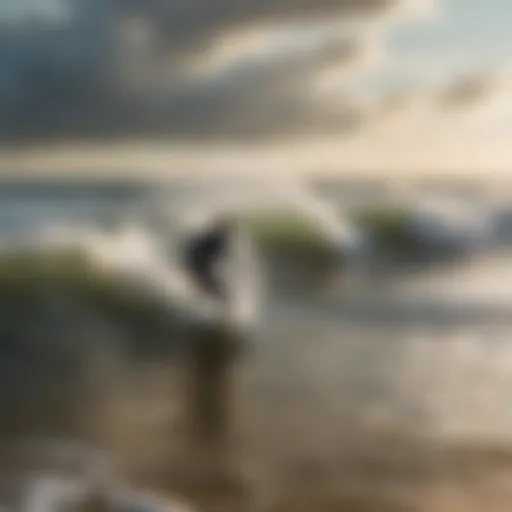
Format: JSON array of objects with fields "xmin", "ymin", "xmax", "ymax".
[{"xmin": 182, "ymin": 219, "xmax": 232, "ymax": 301}]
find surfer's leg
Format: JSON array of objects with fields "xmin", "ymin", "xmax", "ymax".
[
  {"xmin": 189, "ymin": 260, "xmax": 226, "ymax": 300},
  {"xmin": 200, "ymin": 271, "xmax": 227, "ymax": 301}
]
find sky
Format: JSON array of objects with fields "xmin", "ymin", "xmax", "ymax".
[
  {"xmin": 311, "ymin": 0, "xmax": 512, "ymax": 176},
  {"xmin": 0, "ymin": 0, "xmax": 511, "ymax": 178},
  {"xmin": 378, "ymin": 0, "xmax": 512, "ymax": 89},
  {"xmin": 0, "ymin": 0, "xmax": 67, "ymax": 21}
]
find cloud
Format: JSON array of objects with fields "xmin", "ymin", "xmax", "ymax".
[
  {"xmin": 436, "ymin": 73, "xmax": 500, "ymax": 109},
  {"xmin": 117, "ymin": 31, "xmax": 370, "ymax": 140},
  {"xmin": 122, "ymin": 0, "xmax": 397, "ymax": 60},
  {"xmin": 0, "ymin": 0, "xmax": 438, "ymax": 144},
  {"xmin": 361, "ymin": 68, "xmax": 509, "ymax": 124}
]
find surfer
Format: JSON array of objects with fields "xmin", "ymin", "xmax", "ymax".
[{"xmin": 181, "ymin": 215, "xmax": 234, "ymax": 302}]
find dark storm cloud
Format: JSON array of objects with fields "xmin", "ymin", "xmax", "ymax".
[
  {"xmin": 108, "ymin": 32, "xmax": 367, "ymax": 140},
  {"xmin": 0, "ymin": 0, "xmax": 400, "ymax": 144},
  {"xmin": 119, "ymin": 0, "xmax": 396, "ymax": 58}
]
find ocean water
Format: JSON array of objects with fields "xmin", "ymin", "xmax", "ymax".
[{"xmin": 1, "ymin": 179, "xmax": 512, "ymax": 510}]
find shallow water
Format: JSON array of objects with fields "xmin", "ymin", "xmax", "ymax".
[{"xmin": 1, "ymin": 180, "xmax": 512, "ymax": 511}]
